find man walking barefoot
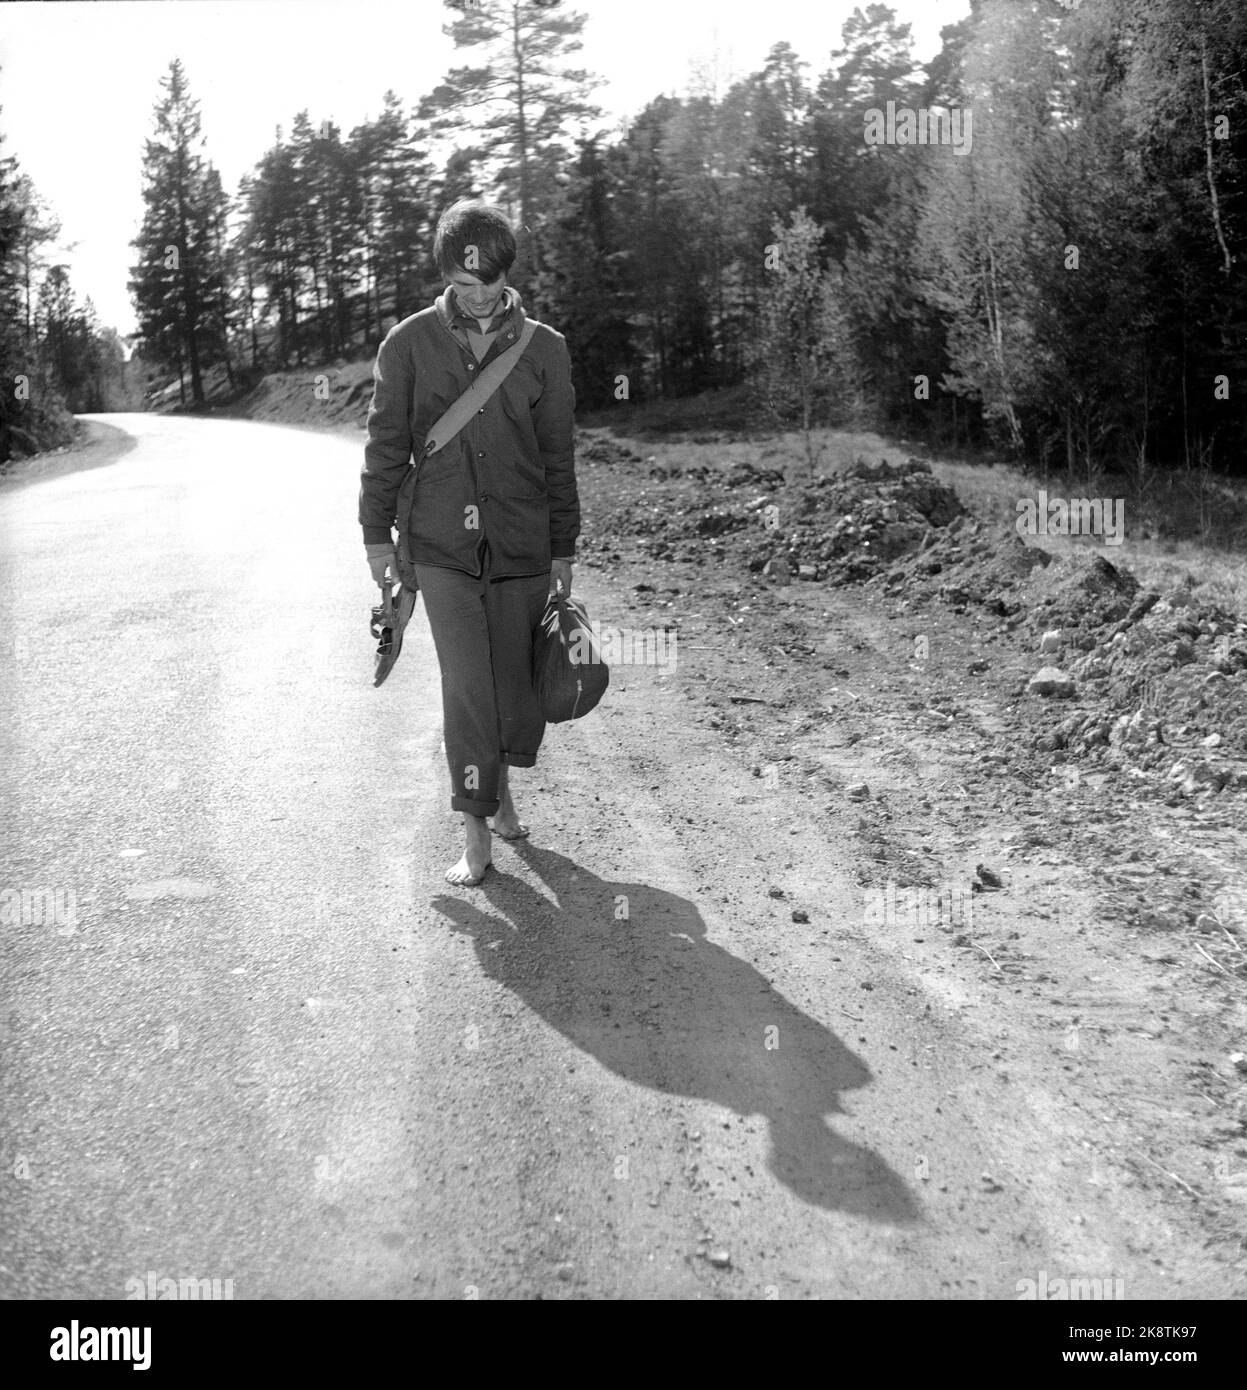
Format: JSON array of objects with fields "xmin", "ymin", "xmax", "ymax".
[{"xmin": 360, "ymin": 200, "xmax": 579, "ymax": 885}]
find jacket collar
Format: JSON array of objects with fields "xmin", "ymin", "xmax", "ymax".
[{"xmin": 435, "ymin": 284, "xmax": 524, "ymax": 338}]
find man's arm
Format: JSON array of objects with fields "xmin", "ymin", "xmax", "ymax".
[
  {"xmin": 533, "ymin": 331, "xmax": 579, "ymax": 563},
  {"xmin": 359, "ymin": 328, "xmax": 414, "ymax": 545}
]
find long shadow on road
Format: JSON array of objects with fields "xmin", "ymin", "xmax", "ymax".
[{"xmin": 433, "ymin": 842, "xmax": 919, "ymax": 1224}]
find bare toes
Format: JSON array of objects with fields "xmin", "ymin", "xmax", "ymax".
[{"xmin": 445, "ymin": 856, "xmax": 490, "ymax": 885}]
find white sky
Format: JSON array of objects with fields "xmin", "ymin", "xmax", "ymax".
[{"xmin": 0, "ymin": 0, "xmax": 969, "ymax": 335}]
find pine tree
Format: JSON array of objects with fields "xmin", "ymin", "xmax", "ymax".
[
  {"xmin": 239, "ymin": 137, "xmax": 303, "ymax": 365},
  {"xmin": 417, "ymin": 0, "xmax": 602, "ymax": 307},
  {"xmin": 0, "ymin": 123, "xmax": 28, "ymax": 460},
  {"xmin": 129, "ymin": 59, "xmax": 229, "ymax": 406},
  {"xmin": 294, "ymin": 112, "xmax": 366, "ymax": 356},
  {"xmin": 0, "ymin": 90, "xmax": 77, "ymax": 456},
  {"xmin": 9, "ymin": 173, "xmax": 61, "ymax": 346},
  {"xmin": 1117, "ymin": 0, "xmax": 1247, "ymax": 470},
  {"xmin": 809, "ymin": 4, "xmax": 924, "ymax": 261},
  {"xmin": 199, "ymin": 165, "xmax": 236, "ymax": 388},
  {"xmin": 612, "ymin": 97, "xmax": 682, "ymax": 398},
  {"xmin": 914, "ymin": 1, "xmax": 1067, "ymax": 457},
  {"xmin": 350, "ymin": 93, "xmax": 436, "ymax": 333},
  {"xmin": 535, "ymin": 134, "xmax": 633, "ymax": 408},
  {"xmin": 718, "ymin": 44, "xmax": 816, "ymax": 386}
]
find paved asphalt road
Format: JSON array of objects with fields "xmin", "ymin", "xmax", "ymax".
[{"xmin": 1, "ymin": 414, "xmax": 462, "ymax": 1298}]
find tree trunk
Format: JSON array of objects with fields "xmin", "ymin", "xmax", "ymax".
[
  {"xmin": 511, "ymin": 2, "xmax": 541, "ymax": 309},
  {"xmin": 1199, "ymin": 33, "xmax": 1233, "ymax": 278},
  {"xmin": 246, "ymin": 260, "xmax": 260, "ymax": 369}
]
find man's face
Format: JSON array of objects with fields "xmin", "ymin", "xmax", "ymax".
[{"xmin": 449, "ymin": 268, "xmax": 507, "ymax": 319}]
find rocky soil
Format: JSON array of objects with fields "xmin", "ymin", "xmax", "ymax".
[{"xmin": 569, "ymin": 426, "xmax": 1247, "ymax": 1279}]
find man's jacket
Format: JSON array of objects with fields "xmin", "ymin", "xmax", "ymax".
[{"xmin": 359, "ymin": 288, "xmax": 579, "ymax": 580}]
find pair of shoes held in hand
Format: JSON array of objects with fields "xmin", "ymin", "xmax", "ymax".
[{"xmin": 370, "ymin": 582, "xmax": 418, "ymax": 687}]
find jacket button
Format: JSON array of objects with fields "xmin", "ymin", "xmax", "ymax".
[{"xmin": 480, "ymin": 494, "xmax": 489, "ymax": 502}]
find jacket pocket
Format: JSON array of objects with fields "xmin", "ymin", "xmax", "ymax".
[
  {"xmin": 418, "ymin": 451, "xmax": 464, "ymax": 488},
  {"xmin": 502, "ymin": 458, "xmax": 547, "ymax": 499},
  {"xmin": 495, "ymin": 493, "xmax": 550, "ymax": 542}
]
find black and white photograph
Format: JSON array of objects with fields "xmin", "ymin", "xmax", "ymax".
[{"xmin": 1, "ymin": 0, "xmax": 1245, "ymax": 1336}]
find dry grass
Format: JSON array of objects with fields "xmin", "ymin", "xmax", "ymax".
[{"xmin": 915, "ymin": 450, "xmax": 1247, "ymax": 619}]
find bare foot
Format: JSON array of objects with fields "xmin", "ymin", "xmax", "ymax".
[
  {"xmin": 491, "ymin": 801, "xmax": 529, "ymax": 841},
  {"xmin": 446, "ymin": 814, "xmax": 492, "ymax": 885},
  {"xmin": 491, "ymin": 767, "xmax": 529, "ymax": 840}
]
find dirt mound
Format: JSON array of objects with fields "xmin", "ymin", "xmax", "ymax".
[
  {"xmin": 584, "ymin": 452, "xmax": 968, "ymax": 581},
  {"xmin": 577, "ymin": 433, "xmax": 646, "ymax": 466},
  {"xmin": 761, "ymin": 458, "xmax": 968, "ymax": 580},
  {"xmin": 877, "ymin": 516, "xmax": 1247, "ymax": 794},
  {"xmin": 1058, "ymin": 586, "xmax": 1247, "ymax": 787},
  {"xmin": 579, "ymin": 431, "xmax": 1247, "ymax": 802},
  {"xmin": 892, "ymin": 526, "xmax": 1053, "ymax": 616}
]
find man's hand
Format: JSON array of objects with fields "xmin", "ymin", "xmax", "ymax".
[
  {"xmin": 549, "ymin": 559, "xmax": 573, "ymax": 598},
  {"xmin": 366, "ymin": 543, "xmax": 397, "ymax": 588}
]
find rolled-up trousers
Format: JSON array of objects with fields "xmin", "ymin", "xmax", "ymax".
[{"xmin": 413, "ymin": 542, "xmax": 550, "ymax": 817}]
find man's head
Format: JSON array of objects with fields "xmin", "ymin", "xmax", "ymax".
[{"xmin": 434, "ymin": 200, "xmax": 516, "ymax": 318}]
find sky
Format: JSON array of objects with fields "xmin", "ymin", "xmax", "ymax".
[{"xmin": 0, "ymin": 0, "xmax": 970, "ymax": 336}]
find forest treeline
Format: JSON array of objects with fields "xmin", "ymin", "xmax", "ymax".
[
  {"xmin": 0, "ymin": 169, "xmax": 141, "ymax": 458},
  {"xmin": 2, "ymin": 0, "xmax": 1244, "ymax": 477}
]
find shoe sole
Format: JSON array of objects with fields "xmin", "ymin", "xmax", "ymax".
[{"xmin": 373, "ymin": 586, "xmax": 419, "ymax": 687}]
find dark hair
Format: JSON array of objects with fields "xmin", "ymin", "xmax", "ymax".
[{"xmin": 434, "ymin": 200, "xmax": 516, "ymax": 282}]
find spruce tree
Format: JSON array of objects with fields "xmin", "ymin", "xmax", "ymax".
[{"xmin": 130, "ymin": 59, "xmax": 227, "ymax": 407}]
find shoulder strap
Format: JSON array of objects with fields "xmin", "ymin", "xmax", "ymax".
[{"xmin": 423, "ymin": 317, "xmax": 539, "ymax": 457}]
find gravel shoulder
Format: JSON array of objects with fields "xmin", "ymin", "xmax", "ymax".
[
  {"xmin": 539, "ymin": 428, "xmax": 1247, "ymax": 1295},
  {"xmin": 370, "ymin": 422, "xmax": 1247, "ymax": 1296}
]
